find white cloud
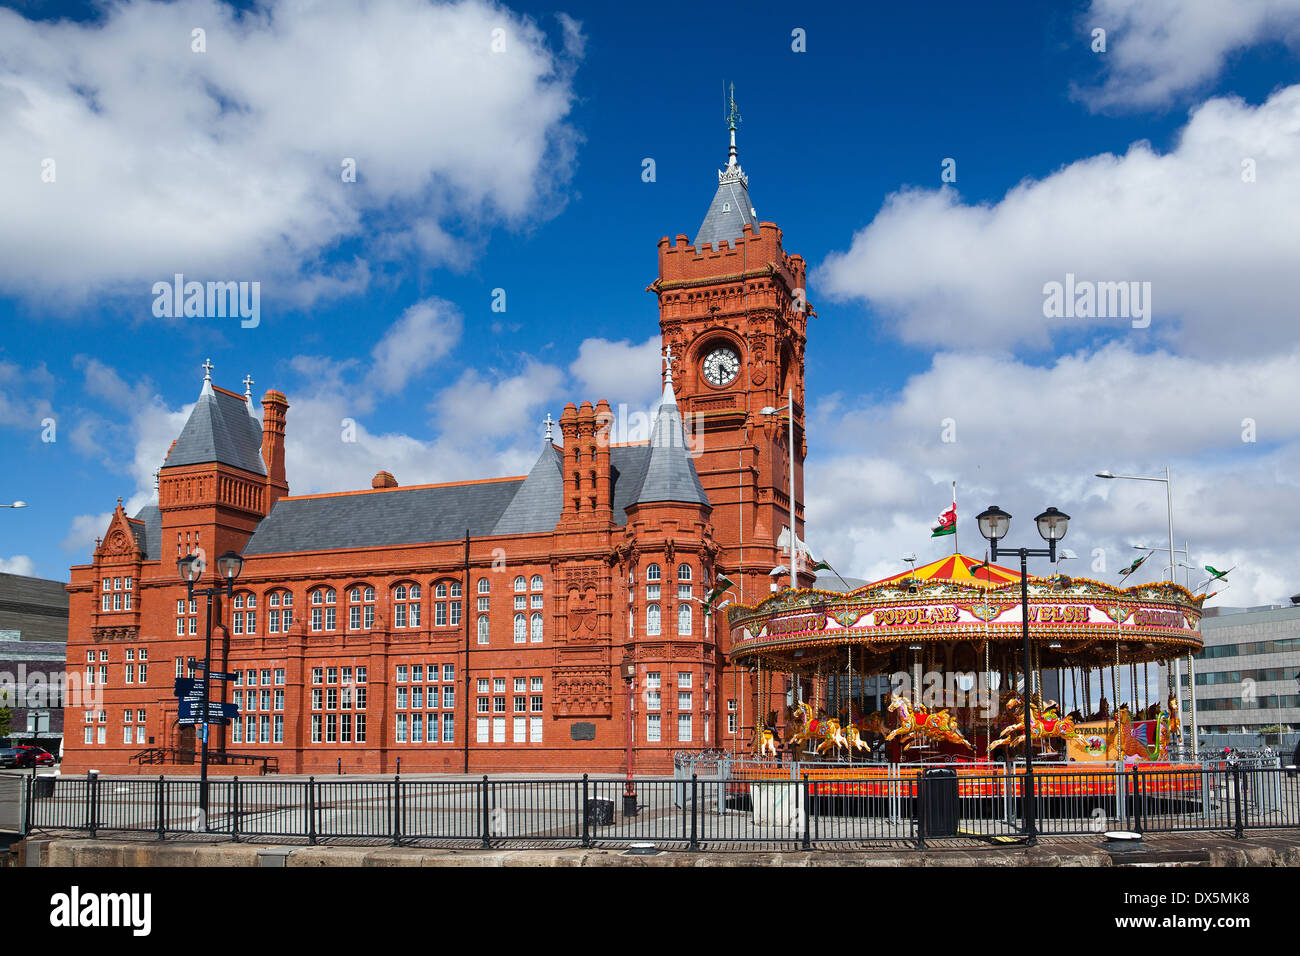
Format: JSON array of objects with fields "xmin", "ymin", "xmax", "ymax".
[
  {"xmin": 1077, "ymin": 0, "xmax": 1300, "ymax": 110},
  {"xmin": 804, "ymin": 345, "xmax": 1300, "ymax": 608},
  {"xmin": 817, "ymin": 86, "xmax": 1300, "ymax": 355},
  {"xmin": 433, "ymin": 360, "xmax": 566, "ymax": 440},
  {"xmin": 568, "ymin": 335, "xmax": 663, "ymax": 409},
  {"xmin": 0, "ymin": 0, "xmax": 581, "ymax": 303},
  {"xmin": 0, "ymin": 554, "xmax": 36, "ymax": 576},
  {"xmin": 365, "ymin": 298, "xmax": 463, "ymax": 396}
]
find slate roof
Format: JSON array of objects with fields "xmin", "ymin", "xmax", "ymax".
[
  {"xmin": 491, "ymin": 444, "xmax": 564, "ymax": 534},
  {"xmin": 166, "ymin": 385, "xmax": 266, "ymax": 475},
  {"xmin": 129, "ymin": 504, "xmax": 162, "ymax": 560},
  {"xmin": 694, "ymin": 177, "xmax": 758, "ymax": 249},
  {"xmin": 632, "ymin": 388, "xmax": 710, "ymax": 508},
  {"xmin": 242, "ymin": 479, "xmax": 525, "ymax": 556}
]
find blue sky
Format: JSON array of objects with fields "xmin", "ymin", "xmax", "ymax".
[{"xmin": 3, "ymin": 0, "xmax": 1300, "ymax": 605}]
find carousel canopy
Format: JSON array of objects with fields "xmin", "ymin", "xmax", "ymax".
[{"xmin": 726, "ymin": 552, "xmax": 1205, "ymax": 674}]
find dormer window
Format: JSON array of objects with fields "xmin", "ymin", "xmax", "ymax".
[{"xmin": 722, "ymin": 202, "xmax": 731, "ymax": 212}]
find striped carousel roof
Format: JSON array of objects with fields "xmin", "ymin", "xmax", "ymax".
[{"xmin": 872, "ymin": 553, "xmax": 1022, "ymax": 587}]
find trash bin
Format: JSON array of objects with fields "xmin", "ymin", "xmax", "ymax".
[
  {"xmin": 585, "ymin": 798, "xmax": 614, "ymax": 827},
  {"xmin": 918, "ymin": 768, "xmax": 959, "ymax": 838},
  {"xmin": 34, "ymin": 776, "xmax": 55, "ymax": 799}
]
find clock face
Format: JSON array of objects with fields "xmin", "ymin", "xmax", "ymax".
[{"xmin": 701, "ymin": 346, "xmax": 741, "ymax": 387}]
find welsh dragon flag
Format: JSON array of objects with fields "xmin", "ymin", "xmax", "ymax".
[{"xmin": 931, "ymin": 501, "xmax": 956, "ymax": 537}]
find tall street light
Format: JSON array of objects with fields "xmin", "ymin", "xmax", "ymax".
[
  {"xmin": 619, "ymin": 651, "xmax": 637, "ymax": 817},
  {"xmin": 177, "ymin": 548, "xmax": 243, "ymax": 829},
  {"xmin": 976, "ymin": 504, "xmax": 1070, "ymax": 845},
  {"xmin": 760, "ymin": 391, "xmax": 797, "ymax": 592},
  {"xmin": 1096, "ymin": 467, "xmax": 1196, "ymax": 752}
]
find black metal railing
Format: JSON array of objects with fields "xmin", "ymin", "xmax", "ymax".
[{"xmin": 21, "ymin": 765, "xmax": 1300, "ymax": 848}]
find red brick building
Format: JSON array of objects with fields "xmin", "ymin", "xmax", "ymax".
[{"xmin": 62, "ymin": 129, "xmax": 813, "ymax": 775}]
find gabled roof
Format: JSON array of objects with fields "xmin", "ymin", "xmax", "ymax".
[
  {"xmin": 166, "ymin": 383, "xmax": 266, "ymax": 475},
  {"xmin": 693, "ymin": 177, "xmax": 758, "ymax": 250},
  {"xmin": 491, "ymin": 444, "xmax": 564, "ymax": 535}
]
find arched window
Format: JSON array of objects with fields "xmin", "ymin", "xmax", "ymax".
[
  {"xmin": 435, "ymin": 582, "xmax": 448, "ymax": 598},
  {"xmin": 513, "ymin": 613, "xmax": 526, "ymax": 644},
  {"xmin": 514, "ymin": 576, "xmax": 526, "ymax": 592},
  {"xmin": 677, "ymin": 563, "xmax": 692, "ymax": 580},
  {"xmin": 530, "ymin": 575, "xmax": 543, "ymax": 591},
  {"xmin": 478, "ymin": 577, "xmax": 490, "ymax": 594},
  {"xmin": 646, "ymin": 604, "xmax": 661, "ymax": 636},
  {"xmin": 393, "ymin": 584, "xmax": 420, "ymax": 628},
  {"xmin": 309, "ymin": 588, "xmax": 335, "ymax": 632},
  {"xmin": 477, "ymin": 615, "xmax": 490, "ymax": 645},
  {"xmin": 678, "ymin": 604, "xmax": 692, "ymax": 636},
  {"xmin": 348, "ymin": 586, "xmax": 375, "ymax": 630},
  {"xmin": 266, "ymin": 590, "xmax": 293, "ymax": 633},
  {"xmin": 646, "ymin": 563, "xmax": 661, "ymax": 581},
  {"xmin": 530, "ymin": 612, "xmax": 543, "ymax": 642}
]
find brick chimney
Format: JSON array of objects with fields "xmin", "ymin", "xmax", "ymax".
[{"xmin": 261, "ymin": 389, "xmax": 290, "ymax": 507}]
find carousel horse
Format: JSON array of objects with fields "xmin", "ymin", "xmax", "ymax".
[
  {"xmin": 1165, "ymin": 693, "xmax": 1182, "ymax": 744},
  {"xmin": 752, "ymin": 710, "xmax": 779, "ymax": 758},
  {"xmin": 1153, "ymin": 709, "xmax": 1171, "ymax": 760},
  {"xmin": 784, "ymin": 702, "xmax": 821, "ymax": 756},
  {"xmin": 815, "ymin": 717, "xmax": 850, "ymax": 756},
  {"xmin": 989, "ymin": 697, "xmax": 1083, "ymax": 757},
  {"xmin": 886, "ymin": 693, "xmax": 974, "ymax": 751}
]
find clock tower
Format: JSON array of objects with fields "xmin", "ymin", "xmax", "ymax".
[{"xmin": 647, "ymin": 102, "xmax": 813, "ymax": 615}]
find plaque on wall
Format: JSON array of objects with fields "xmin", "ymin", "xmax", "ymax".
[{"xmin": 570, "ymin": 722, "xmax": 596, "ymax": 741}]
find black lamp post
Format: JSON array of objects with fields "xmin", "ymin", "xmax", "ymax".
[
  {"xmin": 621, "ymin": 651, "xmax": 638, "ymax": 817},
  {"xmin": 976, "ymin": 504, "xmax": 1070, "ymax": 844},
  {"xmin": 177, "ymin": 548, "xmax": 243, "ymax": 829}
]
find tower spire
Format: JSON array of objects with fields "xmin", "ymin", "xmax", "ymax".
[
  {"xmin": 725, "ymin": 81, "xmax": 740, "ymax": 169},
  {"xmin": 201, "ymin": 358, "xmax": 214, "ymax": 396}
]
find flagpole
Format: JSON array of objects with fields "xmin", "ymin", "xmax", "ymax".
[{"xmin": 952, "ymin": 480, "xmax": 958, "ymax": 555}]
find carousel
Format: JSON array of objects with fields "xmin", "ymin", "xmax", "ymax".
[{"xmin": 726, "ymin": 552, "xmax": 1205, "ymax": 793}]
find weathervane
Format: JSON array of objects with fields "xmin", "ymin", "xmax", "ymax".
[
  {"xmin": 242, "ymin": 374, "xmax": 255, "ymax": 399},
  {"xmin": 543, "ymin": 412, "xmax": 555, "ymax": 442},
  {"xmin": 719, "ymin": 81, "xmax": 747, "ymax": 186}
]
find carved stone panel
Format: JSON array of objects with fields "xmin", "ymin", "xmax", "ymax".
[{"xmin": 552, "ymin": 666, "xmax": 612, "ymax": 717}]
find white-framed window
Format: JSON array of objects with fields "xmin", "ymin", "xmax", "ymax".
[
  {"xmin": 678, "ymin": 691, "xmax": 692, "ymax": 710},
  {"xmin": 514, "ymin": 595, "xmax": 526, "ymax": 611},
  {"xmin": 477, "ymin": 718, "xmax": 489, "ymax": 743},
  {"xmin": 513, "ymin": 613, "xmax": 526, "ymax": 643},
  {"xmin": 427, "ymin": 713, "xmax": 438, "ymax": 743},
  {"xmin": 530, "ymin": 593, "xmax": 543, "ymax": 609},
  {"xmin": 311, "ymin": 715, "xmax": 322, "ymax": 743},
  {"xmin": 102, "ymin": 578, "xmax": 110, "ymax": 592},
  {"xmin": 514, "ymin": 575, "xmax": 526, "ymax": 592},
  {"xmin": 513, "ymin": 717, "xmax": 526, "ymax": 742},
  {"xmin": 677, "ymin": 563, "xmax": 691, "ymax": 581},
  {"xmin": 395, "ymin": 713, "xmax": 407, "ymax": 743},
  {"xmin": 646, "ymin": 583, "xmax": 660, "ymax": 600},
  {"xmin": 478, "ymin": 678, "xmax": 489, "ymax": 693},
  {"xmin": 678, "ymin": 583, "xmax": 692, "ymax": 600},
  {"xmin": 396, "ymin": 665, "xmax": 408, "ymax": 682},
  {"xmin": 646, "ymin": 714, "xmax": 661, "ymax": 742},
  {"xmin": 492, "ymin": 717, "xmax": 506, "ymax": 743},
  {"xmin": 477, "ymin": 596, "xmax": 490, "ymax": 613},
  {"xmin": 530, "ymin": 676, "xmax": 543, "ymax": 693},
  {"xmin": 646, "ymin": 563, "xmax": 661, "ymax": 581},
  {"xmin": 477, "ymin": 616, "xmax": 489, "ymax": 644},
  {"xmin": 678, "ymin": 672, "xmax": 693, "ymax": 688},
  {"xmin": 443, "ymin": 686, "xmax": 454, "ymax": 708},
  {"xmin": 678, "ymin": 604, "xmax": 692, "ymax": 635},
  {"xmin": 311, "ymin": 607, "xmax": 322, "ymax": 631},
  {"xmin": 442, "ymin": 715, "xmax": 454, "ymax": 742},
  {"xmin": 478, "ymin": 577, "xmax": 491, "ymax": 594},
  {"xmin": 531, "ymin": 695, "xmax": 544, "ymax": 712},
  {"xmin": 411, "ymin": 712, "xmax": 423, "ymax": 743},
  {"xmin": 530, "ymin": 612, "xmax": 543, "ymax": 642},
  {"xmin": 728, "ymin": 713, "xmax": 737, "ymax": 734},
  {"xmin": 646, "ymin": 604, "xmax": 661, "ymax": 635},
  {"xmin": 678, "ymin": 714, "xmax": 692, "ymax": 742},
  {"xmin": 530, "ymin": 575, "xmax": 543, "ymax": 591},
  {"xmin": 443, "ymin": 664, "xmax": 454, "ymax": 682}
]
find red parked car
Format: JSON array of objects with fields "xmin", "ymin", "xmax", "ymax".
[{"xmin": 12, "ymin": 745, "xmax": 55, "ymax": 768}]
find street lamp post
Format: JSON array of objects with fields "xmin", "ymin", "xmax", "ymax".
[
  {"xmin": 177, "ymin": 549, "xmax": 243, "ymax": 829},
  {"xmin": 760, "ymin": 391, "xmax": 797, "ymax": 591},
  {"xmin": 1096, "ymin": 467, "xmax": 1196, "ymax": 753},
  {"xmin": 976, "ymin": 504, "xmax": 1070, "ymax": 845},
  {"xmin": 620, "ymin": 651, "xmax": 637, "ymax": 817}
]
